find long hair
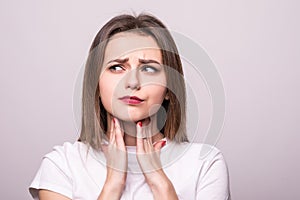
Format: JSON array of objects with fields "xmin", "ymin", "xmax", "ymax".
[{"xmin": 79, "ymin": 13, "xmax": 188, "ymax": 149}]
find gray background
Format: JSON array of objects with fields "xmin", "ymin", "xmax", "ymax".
[{"xmin": 1, "ymin": 0, "xmax": 299, "ymax": 199}]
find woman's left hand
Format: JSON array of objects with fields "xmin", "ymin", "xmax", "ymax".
[{"xmin": 136, "ymin": 121, "xmax": 179, "ymax": 200}]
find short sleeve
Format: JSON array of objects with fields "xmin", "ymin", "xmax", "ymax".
[
  {"xmin": 196, "ymin": 150, "xmax": 231, "ymax": 200},
  {"xmin": 29, "ymin": 149, "xmax": 73, "ymax": 199}
]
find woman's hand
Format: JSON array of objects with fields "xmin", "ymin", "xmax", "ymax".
[
  {"xmin": 98, "ymin": 118, "xmax": 127, "ymax": 200},
  {"xmin": 136, "ymin": 121, "xmax": 179, "ymax": 200}
]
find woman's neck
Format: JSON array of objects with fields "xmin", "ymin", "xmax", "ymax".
[
  {"xmin": 124, "ymin": 132, "xmax": 164, "ymax": 146},
  {"xmin": 110, "ymin": 115, "xmax": 164, "ymax": 146}
]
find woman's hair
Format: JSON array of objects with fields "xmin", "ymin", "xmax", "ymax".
[{"xmin": 79, "ymin": 13, "xmax": 188, "ymax": 149}]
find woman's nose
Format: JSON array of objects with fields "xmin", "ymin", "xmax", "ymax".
[{"xmin": 125, "ymin": 68, "xmax": 141, "ymax": 90}]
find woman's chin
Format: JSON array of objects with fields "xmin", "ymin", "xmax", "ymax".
[{"xmin": 113, "ymin": 115, "xmax": 151, "ymax": 124}]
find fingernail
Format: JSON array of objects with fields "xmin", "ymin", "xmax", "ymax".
[
  {"xmin": 161, "ymin": 140, "xmax": 166, "ymax": 148},
  {"xmin": 138, "ymin": 121, "xmax": 142, "ymax": 127}
]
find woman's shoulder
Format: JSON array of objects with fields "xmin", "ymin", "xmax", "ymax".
[
  {"xmin": 43, "ymin": 141, "xmax": 88, "ymax": 163},
  {"xmin": 29, "ymin": 141, "xmax": 89, "ymax": 199},
  {"xmin": 185, "ymin": 142, "xmax": 223, "ymax": 158},
  {"xmin": 168, "ymin": 141, "xmax": 225, "ymax": 165},
  {"xmin": 162, "ymin": 141, "xmax": 229, "ymax": 194}
]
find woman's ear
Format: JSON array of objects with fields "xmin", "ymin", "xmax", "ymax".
[{"xmin": 164, "ymin": 92, "xmax": 170, "ymax": 100}]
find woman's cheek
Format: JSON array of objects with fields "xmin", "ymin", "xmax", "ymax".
[{"xmin": 149, "ymin": 85, "xmax": 167, "ymax": 103}]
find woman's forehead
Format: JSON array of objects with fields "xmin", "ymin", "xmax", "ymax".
[{"xmin": 103, "ymin": 32, "xmax": 162, "ymax": 63}]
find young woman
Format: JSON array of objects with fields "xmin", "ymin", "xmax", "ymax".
[{"xmin": 29, "ymin": 13, "xmax": 230, "ymax": 200}]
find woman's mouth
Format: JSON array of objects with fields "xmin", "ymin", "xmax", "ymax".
[{"xmin": 118, "ymin": 96, "xmax": 144, "ymax": 105}]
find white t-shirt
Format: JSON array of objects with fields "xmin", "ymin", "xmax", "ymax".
[{"xmin": 29, "ymin": 139, "xmax": 230, "ymax": 200}]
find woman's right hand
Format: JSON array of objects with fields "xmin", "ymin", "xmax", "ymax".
[{"xmin": 98, "ymin": 117, "xmax": 127, "ymax": 200}]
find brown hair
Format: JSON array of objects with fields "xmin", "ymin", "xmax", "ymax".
[{"xmin": 79, "ymin": 13, "xmax": 188, "ymax": 149}]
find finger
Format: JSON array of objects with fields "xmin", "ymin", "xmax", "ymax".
[
  {"xmin": 143, "ymin": 138, "xmax": 153, "ymax": 153},
  {"xmin": 145, "ymin": 126, "xmax": 153, "ymax": 145},
  {"xmin": 153, "ymin": 139, "xmax": 166, "ymax": 151},
  {"xmin": 114, "ymin": 118, "xmax": 126, "ymax": 150},
  {"xmin": 143, "ymin": 138, "xmax": 149, "ymax": 152},
  {"xmin": 136, "ymin": 121, "xmax": 145, "ymax": 153}
]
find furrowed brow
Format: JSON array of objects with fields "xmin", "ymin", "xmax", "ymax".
[
  {"xmin": 139, "ymin": 59, "xmax": 161, "ymax": 65},
  {"xmin": 107, "ymin": 58, "xmax": 129, "ymax": 65}
]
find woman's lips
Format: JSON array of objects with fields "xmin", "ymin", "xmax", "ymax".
[{"xmin": 119, "ymin": 96, "xmax": 144, "ymax": 105}]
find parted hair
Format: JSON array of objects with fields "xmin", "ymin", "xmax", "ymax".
[{"xmin": 79, "ymin": 13, "xmax": 188, "ymax": 149}]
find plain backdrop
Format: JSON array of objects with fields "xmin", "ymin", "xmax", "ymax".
[{"xmin": 1, "ymin": 0, "xmax": 299, "ymax": 199}]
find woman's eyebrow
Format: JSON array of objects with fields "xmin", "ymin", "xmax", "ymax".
[
  {"xmin": 107, "ymin": 58, "xmax": 129, "ymax": 65},
  {"xmin": 106, "ymin": 58, "xmax": 161, "ymax": 65},
  {"xmin": 139, "ymin": 59, "xmax": 161, "ymax": 65}
]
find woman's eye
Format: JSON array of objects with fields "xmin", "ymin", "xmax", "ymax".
[
  {"xmin": 108, "ymin": 65, "xmax": 124, "ymax": 72},
  {"xmin": 141, "ymin": 65, "xmax": 158, "ymax": 73}
]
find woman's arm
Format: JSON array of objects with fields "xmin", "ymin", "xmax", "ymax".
[
  {"xmin": 136, "ymin": 122, "xmax": 179, "ymax": 200},
  {"xmin": 98, "ymin": 117, "xmax": 127, "ymax": 200},
  {"xmin": 97, "ymin": 180, "xmax": 125, "ymax": 200},
  {"xmin": 38, "ymin": 190, "xmax": 71, "ymax": 200},
  {"xmin": 145, "ymin": 169, "xmax": 179, "ymax": 200}
]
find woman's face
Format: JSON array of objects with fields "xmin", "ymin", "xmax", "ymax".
[{"xmin": 99, "ymin": 32, "xmax": 167, "ymax": 123}]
